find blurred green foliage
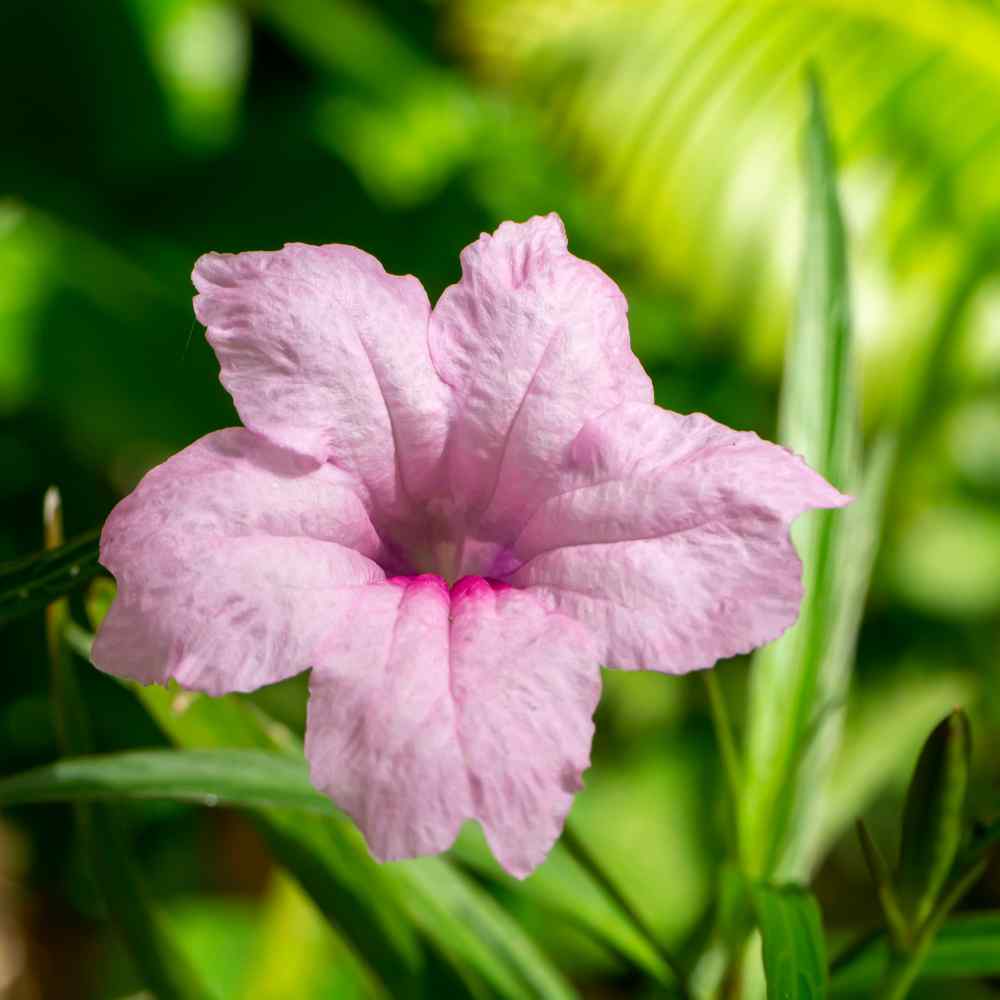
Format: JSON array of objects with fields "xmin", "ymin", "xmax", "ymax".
[{"xmin": 2, "ymin": 1, "xmax": 1000, "ymax": 997}]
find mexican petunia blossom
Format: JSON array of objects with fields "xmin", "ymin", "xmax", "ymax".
[{"xmin": 92, "ymin": 215, "xmax": 849, "ymax": 878}]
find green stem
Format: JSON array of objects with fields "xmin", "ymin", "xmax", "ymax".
[
  {"xmin": 703, "ymin": 671, "xmax": 743, "ymax": 854},
  {"xmin": 877, "ymin": 944, "xmax": 930, "ymax": 1000},
  {"xmin": 561, "ymin": 820, "xmax": 691, "ymax": 997},
  {"xmin": 855, "ymin": 820, "xmax": 909, "ymax": 950},
  {"xmin": 44, "ymin": 488, "xmax": 93, "ymax": 754},
  {"xmin": 875, "ymin": 858, "xmax": 987, "ymax": 1000}
]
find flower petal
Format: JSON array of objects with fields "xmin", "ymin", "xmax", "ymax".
[
  {"xmin": 508, "ymin": 403, "xmax": 850, "ymax": 673},
  {"xmin": 429, "ymin": 215, "xmax": 653, "ymax": 537},
  {"xmin": 305, "ymin": 576, "xmax": 601, "ymax": 877},
  {"xmin": 92, "ymin": 429, "xmax": 385, "ymax": 694},
  {"xmin": 193, "ymin": 244, "xmax": 449, "ymax": 517}
]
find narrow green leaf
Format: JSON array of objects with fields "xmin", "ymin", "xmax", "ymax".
[
  {"xmin": 820, "ymin": 669, "xmax": 977, "ymax": 860},
  {"xmin": 777, "ymin": 72, "xmax": 856, "ymax": 475},
  {"xmin": 751, "ymin": 884, "xmax": 827, "ymax": 1000},
  {"xmin": 449, "ymin": 834, "xmax": 673, "ymax": 986},
  {"xmin": 129, "ymin": 681, "xmax": 575, "ymax": 998},
  {"xmin": 0, "ymin": 528, "xmax": 100, "ymax": 627},
  {"xmin": 391, "ymin": 857, "xmax": 577, "ymax": 1000},
  {"xmin": 41, "ymin": 491, "xmax": 212, "ymax": 1000},
  {"xmin": 558, "ymin": 820, "xmax": 689, "ymax": 992},
  {"xmin": 79, "ymin": 811, "xmax": 220, "ymax": 1000},
  {"xmin": 0, "ymin": 748, "xmax": 333, "ymax": 813},
  {"xmin": 897, "ymin": 710, "xmax": 972, "ymax": 927},
  {"xmin": 831, "ymin": 912, "xmax": 1000, "ymax": 993},
  {"xmin": 65, "ymin": 621, "xmax": 425, "ymax": 995},
  {"xmin": 249, "ymin": 810, "xmax": 425, "ymax": 997},
  {"xmin": 1, "ymin": 737, "xmax": 579, "ymax": 998},
  {"xmin": 131, "ymin": 683, "xmax": 426, "ymax": 998},
  {"xmin": 741, "ymin": 73, "xmax": 867, "ymax": 882}
]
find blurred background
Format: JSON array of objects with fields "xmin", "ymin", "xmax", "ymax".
[{"xmin": 1, "ymin": 1, "xmax": 999, "ymax": 997}]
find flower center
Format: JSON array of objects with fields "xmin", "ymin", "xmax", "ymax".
[
  {"xmin": 428, "ymin": 538, "xmax": 465, "ymax": 586},
  {"xmin": 398, "ymin": 520, "xmax": 519, "ymax": 585}
]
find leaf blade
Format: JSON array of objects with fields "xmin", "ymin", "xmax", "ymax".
[
  {"xmin": 132, "ymin": 679, "xmax": 577, "ymax": 998},
  {"xmin": 0, "ymin": 747, "xmax": 334, "ymax": 813},
  {"xmin": 128, "ymin": 683, "xmax": 427, "ymax": 998},
  {"xmin": 41, "ymin": 492, "xmax": 213, "ymax": 1000},
  {"xmin": 752, "ymin": 883, "xmax": 827, "ymax": 1000},
  {"xmin": 741, "ymin": 73, "xmax": 869, "ymax": 882},
  {"xmin": 897, "ymin": 710, "xmax": 972, "ymax": 926}
]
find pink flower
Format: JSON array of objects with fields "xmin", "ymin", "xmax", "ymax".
[{"xmin": 92, "ymin": 215, "xmax": 848, "ymax": 878}]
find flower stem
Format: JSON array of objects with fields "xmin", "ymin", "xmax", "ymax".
[
  {"xmin": 561, "ymin": 819, "xmax": 691, "ymax": 996},
  {"xmin": 856, "ymin": 820, "xmax": 909, "ymax": 951},
  {"xmin": 703, "ymin": 670, "xmax": 743, "ymax": 853},
  {"xmin": 875, "ymin": 858, "xmax": 987, "ymax": 1000}
]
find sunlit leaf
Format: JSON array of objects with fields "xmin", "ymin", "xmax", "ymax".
[
  {"xmin": 741, "ymin": 75, "xmax": 871, "ymax": 882},
  {"xmin": 451, "ymin": 0, "xmax": 1000, "ymax": 413},
  {"xmin": 241, "ymin": 871, "xmax": 378, "ymax": 1000}
]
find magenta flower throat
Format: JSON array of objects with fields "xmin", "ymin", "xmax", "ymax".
[{"xmin": 92, "ymin": 215, "xmax": 848, "ymax": 878}]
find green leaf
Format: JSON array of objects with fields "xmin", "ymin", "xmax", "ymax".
[
  {"xmin": 448, "ymin": 832, "xmax": 673, "ymax": 986},
  {"xmin": 132, "ymin": 679, "xmax": 576, "ymax": 998},
  {"xmin": 831, "ymin": 912, "xmax": 1000, "ymax": 993},
  {"xmin": 741, "ymin": 74, "xmax": 869, "ymax": 882},
  {"xmin": 240, "ymin": 871, "xmax": 379, "ymax": 1000},
  {"xmin": 778, "ymin": 71, "xmax": 856, "ymax": 476},
  {"xmin": 40, "ymin": 491, "xmax": 212, "ymax": 1000},
  {"xmin": 0, "ymin": 738, "xmax": 579, "ymax": 999},
  {"xmin": 752, "ymin": 884, "xmax": 827, "ymax": 1000},
  {"xmin": 817, "ymin": 669, "xmax": 977, "ymax": 866},
  {"xmin": 76, "ymin": 809, "xmax": 219, "ymax": 1000},
  {"xmin": 0, "ymin": 748, "xmax": 333, "ymax": 813},
  {"xmin": 0, "ymin": 736, "xmax": 584, "ymax": 998},
  {"xmin": 453, "ymin": 0, "xmax": 1000, "ymax": 389},
  {"xmin": 129, "ymin": 683, "xmax": 426, "ymax": 998},
  {"xmin": 391, "ymin": 858, "xmax": 577, "ymax": 1000},
  {"xmin": 65, "ymin": 584, "xmax": 603, "ymax": 997},
  {"xmin": 897, "ymin": 710, "xmax": 972, "ymax": 927},
  {"xmin": 0, "ymin": 528, "xmax": 100, "ymax": 627}
]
